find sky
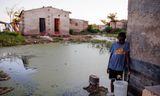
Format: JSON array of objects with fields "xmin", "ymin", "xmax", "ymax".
[{"xmin": 0, "ymin": 0, "xmax": 128, "ymax": 24}]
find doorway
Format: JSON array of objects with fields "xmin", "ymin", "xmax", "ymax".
[
  {"xmin": 54, "ymin": 18, "xmax": 60, "ymax": 34},
  {"xmin": 39, "ymin": 18, "xmax": 46, "ymax": 34}
]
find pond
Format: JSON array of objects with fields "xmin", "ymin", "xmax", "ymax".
[{"xmin": 0, "ymin": 43, "xmax": 110, "ymax": 96}]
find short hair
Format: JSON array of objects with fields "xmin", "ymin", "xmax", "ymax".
[{"xmin": 118, "ymin": 32, "xmax": 126, "ymax": 38}]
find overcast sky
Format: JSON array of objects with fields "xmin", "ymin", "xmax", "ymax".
[{"xmin": 0, "ymin": 0, "xmax": 128, "ymax": 24}]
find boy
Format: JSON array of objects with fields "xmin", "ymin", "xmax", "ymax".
[{"xmin": 107, "ymin": 32, "xmax": 130, "ymax": 92}]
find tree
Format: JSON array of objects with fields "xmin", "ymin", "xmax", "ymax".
[
  {"xmin": 100, "ymin": 20, "xmax": 109, "ymax": 26},
  {"xmin": 100, "ymin": 20, "xmax": 107, "ymax": 25},
  {"xmin": 107, "ymin": 13, "xmax": 117, "ymax": 22},
  {"xmin": 6, "ymin": 7, "xmax": 15, "ymax": 23},
  {"xmin": 6, "ymin": 6, "xmax": 23, "ymax": 23},
  {"xmin": 107, "ymin": 13, "xmax": 117, "ymax": 29},
  {"xmin": 6, "ymin": 7, "xmax": 23, "ymax": 32}
]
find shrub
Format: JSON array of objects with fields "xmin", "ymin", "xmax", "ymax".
[
  {"xmin": 113, "ymin": 28, "xmax": 126, "ymax": 34},
  {"xmin": 0, "ymin": 31, "xmax": 25, "ymax": 46},
  {"xmin": 103, "ymin": 26, "xmax": 112, "ymax": 33},
  {"xmin": 87, "ymin": 25, "xmax": 100, "ymax": 33}
]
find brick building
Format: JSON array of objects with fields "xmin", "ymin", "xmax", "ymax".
[
  {"xmin": 20, "ymin": 6, "xmax": 71, "ymax": 36},
  {"xmin": 69, "ymin": 18, "xmax": 88, "ymax": 32}
]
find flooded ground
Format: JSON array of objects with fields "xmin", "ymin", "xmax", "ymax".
[
  {"xmin": 93, "ymin": 35, "xmax": 116, "ymax": 42},
  {"xmin": 0, "ymin": 43, "xmax": 110, "ymax": 96}
]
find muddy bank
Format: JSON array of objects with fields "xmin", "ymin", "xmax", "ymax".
[
  {"xmin": 24, "ymin": 35, "xmax": 93, "ymax": 44},
  {"xmin": 24, "ymin": 35, "xmax": 114, "ymax": 45}
]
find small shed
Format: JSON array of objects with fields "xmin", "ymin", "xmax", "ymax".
[
  {"xmin": 69, "ymin": 18, "xmax": 88, "ymax": 32},
  {"xmin": 19, "ymin": 6, "xmax": 71, "ymax": 36},
  {"xmin": 109, "ymin": 20, "xmax": 127, "ymax": 29}
]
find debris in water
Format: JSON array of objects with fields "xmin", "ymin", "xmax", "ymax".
[
  {"xmin": 0, "ymin": 70, "xmax": 11, "ymax": 81},
  {"xmin": 0, "ymin": 87, "xmax": 14, "ymax": 95},
  {"xmin": 83, "ymin": 75, "xmax": 108, "ymax": 96}
]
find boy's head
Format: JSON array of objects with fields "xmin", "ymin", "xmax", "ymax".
[{"xmin": 117, "ymin": 32, "xmax": 126, "ymax": 44}]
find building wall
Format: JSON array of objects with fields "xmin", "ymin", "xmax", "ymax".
[
  {"xmin": 69, "ymin": 18, "xmax": 88, "ymax": 32},
  {"xmin": 97, "ymin": 25, "xmax": 106, "ymax": 31},
  {"xmin": 116, "ymin": 21, "xmax": 127, "ymax": 29},
  {"xmin": 127, "ymin": 0, "xmax": 160, "ymax": 96},
  {"xmin": 23, "ymin": 8, "xmax": 47, "ymax": 35},
  {"xmin": 110, "ymin": 22, "xmax": 116, "ymax": 29},
  {"xmin": 49, "ymin": 7, "xmax": 70, "ymax": 35},
  {"xmin": 21, "ymin": 7, "xmax": 70, "ymax": 36},
  {"xmin": 110, "ymin": 21, "xmax": 127, "ymax": 29}
]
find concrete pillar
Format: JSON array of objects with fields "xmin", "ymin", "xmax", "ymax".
[{"xmin": 127, "ymin": 0, "xmax": 160, "ymax": 96}]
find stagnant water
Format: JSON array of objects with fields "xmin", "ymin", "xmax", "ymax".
[{"xmin": 0, "ymin": 43, "xmax": 110, "ymax": 96}]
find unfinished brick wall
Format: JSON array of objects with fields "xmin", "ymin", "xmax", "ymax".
[{"xmin": 127, "ymin": 0, "xmax": 160, "ymax": 96}]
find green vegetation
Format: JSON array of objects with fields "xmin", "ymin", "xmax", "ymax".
[
  {"xmin": 0, "ymin": 31, "xmax": 25, "ymax": 47},
  {"xmin": 87, "ymin": 24, "xmax": 101, "ymax": 33},
  {"xmin": 104, "ymin": 28, "xmax": 126, "ymax": 37},
  {"xmin": 113, "ymin": 28, "xmax": 126, "ymax": 34},
  {"xmin": 103, "ymin": 26, "xmax": 112, "ymax": 33}
]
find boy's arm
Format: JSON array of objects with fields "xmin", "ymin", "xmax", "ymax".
[
  {"xmin": 107, "ymin": 43, "xmax": 114, "ymax": 73},
  {"xmin": 107, "ymin": 52, "xmax": 113, "ymax": 73}
]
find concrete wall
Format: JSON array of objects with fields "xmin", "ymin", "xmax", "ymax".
[
  {"xmin": 21, "ymin": 7, "xmax": 70, "ymax": 36},
  {"xmin": 110, "ymin": 21, "xmax": 127, "ymax": 29},
  {"xmin": 97, "ymin": 25, "xmax": 106, "ymax": 31},
  {"xmin": 69, "ymin": 18, "xmax": 88, "ymax": 32},
  {"xmin": 127, "ymin": 0, "xmax": 160, "ymax": 96},
  {"xmin": 116, "ymin": 21, "xmax": 127, "ymax": 29},
  {"xmin": 110, "ymin": 22, "xmax": 116, "ymax": 29},
  {"xmin": 142, "ymin": 85, "xmax": 160, "ymax": 96},
  {"xmin": 23, "ymin": 8, "xmax": 47, "ymax": 35},
  {"xmin": 50, "ymin": 7, "xmax": 70, "ymax": 35}
]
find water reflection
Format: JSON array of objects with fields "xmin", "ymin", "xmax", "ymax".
[
  {"xmin": 0, "ymin": 56, "xmax": 37, "ymax": 96},
  {"xmin": 88, "ymin": 43, "xmax": 109, "ymax": 55},
  {"xmin": 21, "ymin": 55, "xmax": 36, "ymax": 69},
  {"xmin": 62, "ymin": 41, "xmax": 110, "ymax": 55}
]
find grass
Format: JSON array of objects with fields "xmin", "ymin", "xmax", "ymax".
[
  {"xmin": 103, "ymin": 28, "xmax": 126, "ymax": 38},
  {"xmin": 0, "ymin": 31, "xmax": 25, "ymax": 47}
]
